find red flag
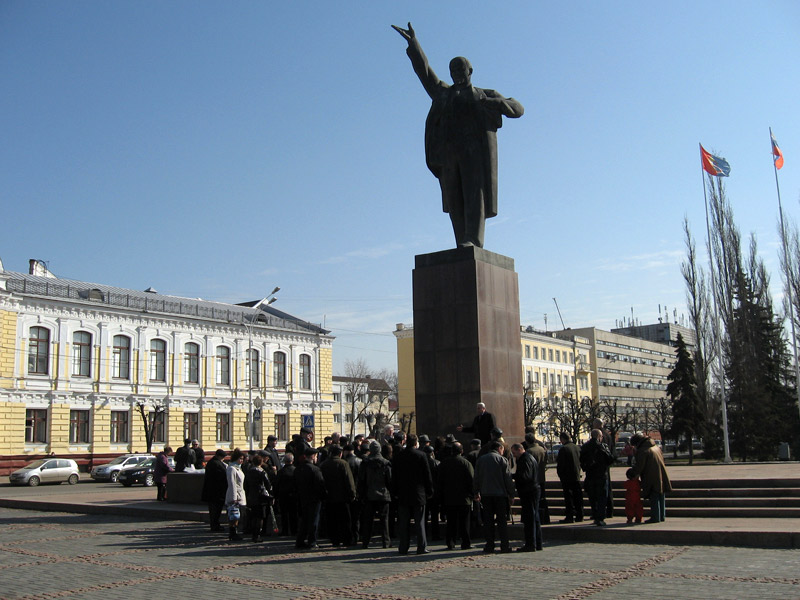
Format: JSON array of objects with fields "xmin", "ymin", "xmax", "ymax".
[
  {"xmin": 700, "ymin": 145, "xmax": 730, "ymax": 177},
  {"xmin": 771, "ymin": 132, "xmax": 784, "ymax": 170}
]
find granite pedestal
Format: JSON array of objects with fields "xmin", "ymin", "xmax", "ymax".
[{"xmin": 413, "ymin": 246, "xmax": 524, "ymax": 443}]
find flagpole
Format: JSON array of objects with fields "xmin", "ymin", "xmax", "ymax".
[
  {"xmin": 771, "ymin": 128, "xmax": 800, "ymax": 422},
  {"xmin": 700, "ymin": 144, "xmax": 732, "ymax": 463}
]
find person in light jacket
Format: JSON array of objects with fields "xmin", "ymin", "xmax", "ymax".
[{"xmin": 225, "ymin": 448, "xmax": 246, "ymax": 541}]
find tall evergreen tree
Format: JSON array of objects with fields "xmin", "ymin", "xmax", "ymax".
[
  {"xmin": 725, "ymin": 255, "xmax": 799, "ymax": 460},
  {"xmin": 667, "ymin": 333, "xmax": 703, "ymax": 463}
]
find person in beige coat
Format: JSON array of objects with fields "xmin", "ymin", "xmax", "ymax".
[{"xmin": 630, "ymin": 434, "xmax": 672, "ymax": 523}]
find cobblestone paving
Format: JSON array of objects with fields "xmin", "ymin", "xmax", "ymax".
[{"xmin": 1, "ymin": 507, "xmax": 798, "ymax": 600}]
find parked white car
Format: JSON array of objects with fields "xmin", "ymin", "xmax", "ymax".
[
  {"xmin": 90, "ymin": 454, "xmax": 152, "ymax": 483},
  {"xmin": 9, "ymin": 458, "xmax": 80, "ymax": 486}
]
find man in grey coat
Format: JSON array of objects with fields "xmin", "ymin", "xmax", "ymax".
[{"xmin": 474, "ymin": 440, "xmax": 515, "ymax": 553}]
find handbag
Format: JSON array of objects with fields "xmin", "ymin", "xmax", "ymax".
[{"xmin": 227, "ymin": 503, "xmax": 240, "ymax": 521}]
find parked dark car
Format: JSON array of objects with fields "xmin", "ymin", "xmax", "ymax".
[{"xmin": 118, "ymin": 456, "xmax": 174, "ymax": 487}]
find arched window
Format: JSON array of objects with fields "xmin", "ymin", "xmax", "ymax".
[
  {"xmin": 299, "ymin": 354, "xmax": 311, "ymax": 390},
  {"xmin": 273, "ymin": 351, "xmax": 286, "ymax": 388},
  {"xmin": 72, "ymin": 331, "xmax": 92, "ymax": 377},
  {"xmin": 184, "ymin": 342, "xmax": 200, "ymax": 384},
  {"xmin": 216, "ymin": 346, "xmax": 230, "ymax": 386},
  {"xmin": 112, "ymin": 335, "xmax": 131, "ymax": 379},
  {"xmin": 28, "ymin": 326, "xmax": 50, "ymax": 375},
  {"xmin": 246, "ymin": 348, "xmax": 260, "ymax": 388},
  {"xmin": 149, "ymin": 339, "xmax": 166, "ymax": 382}
]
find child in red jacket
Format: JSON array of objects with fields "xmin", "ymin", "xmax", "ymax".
[{"xmin": 624, "ymin": 468, "xmax": 644, "ymax": 524}]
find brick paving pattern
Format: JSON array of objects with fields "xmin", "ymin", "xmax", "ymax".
[{"xmin": 1, "ymin": 507, "xmax": 798, "ymax": 600}]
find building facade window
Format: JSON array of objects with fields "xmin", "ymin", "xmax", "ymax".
[
  {"xmin": 110, "ymin": 410, "xmax": 129, "ymax": 443},
  {"xmin": 112, "ymin": 335, "xmax": 131, "ymax": 379},
  {"xmin": 524, "ymin": 345, "xmax": 530, "ymax": 359},
  {"xmin": 149, "ymin": 339, "xmax": 166, "ymax": 382},
  {"xmin": 28, "ymin": 326, "xmax": 50, "ymax": 375},
  {"xmin": 25, "ymin": 409, "xmax": 48, "ymax": 443},
  {"xmin": 533, "ymin": 347, "xmax": 539, "ymax": 360},
  {"xmin": 72, "ymin": 331, "xmax": 92, "ymax": 377},
  {"xmin": 184, "ymin": 342, "xmax": 199, "ymax": 384},
  {"xmin": 150, "ymin": 411, "xmax": 166, "ymax": 444},
  {"xmin": 274, "ymin": 414, "xmax": 287, "ymax": 441},
  {"xmin": 216, "ymin": 412, "xmax": 231, "ymax": 443},
  {"xmin": 69, "ymin": 409, "xmax": 90, "ymax": 444},
  {"xmin": 246, "ymin": 348, "xmax": 260, "ymax": 387},
  {"xmin": 299, "ymin": 354, "xmax": 311, "ymax": 390},
  {"xmin": 184, "ymin": 412, "xmax": 199, "ymax": 440},
  {"xmin": 216, "ymin": 346, "xmax": 230, "ymax": 386},
  {"xmin": 273, "ymin": 351, "xmax": 286, "ymax": 388}
]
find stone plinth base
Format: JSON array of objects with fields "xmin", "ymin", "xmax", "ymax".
[{"xmin": 413, "ymin": 246, "xmax": 524, "ymax": 443}]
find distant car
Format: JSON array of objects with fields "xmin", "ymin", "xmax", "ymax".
[
  {"xmin": 546, "ymin": 444, "xmax": 563, "ymax": 462},
  {"xmin": 9, "ymin": 458, "xmax": 80, "ymax": 486},
  {"xmin": 118, "ymin": 456, "xmax": 174, "ymax": 487},
  {"xmin": 90, "ymin": 454, "xmax": 152, "ymax": 482}
]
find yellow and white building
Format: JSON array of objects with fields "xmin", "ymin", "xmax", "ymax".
[{"xmin": 0, "ymin": 260, "xmax": 334, "ymax": 473}]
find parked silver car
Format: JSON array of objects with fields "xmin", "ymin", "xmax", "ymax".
[
  {"xmin": 90, "ymin": 454, "xmax": 152, "ymax": 482},
  {"xmin": 9, "ymin": 458, "xmax": 80, "ymax": 486}
]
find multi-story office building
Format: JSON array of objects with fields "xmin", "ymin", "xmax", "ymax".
[
  {"xmin": 557, "ymin": 326, "xmax": 679, "ymax": 434},
  {"xmin": 0, "ymin": 259, "xmax": 334, "ymax": 473}
]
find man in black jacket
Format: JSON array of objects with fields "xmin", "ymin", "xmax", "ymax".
[
  {"xmin": 556, "ymin": 432, "xmax": 583, "ymax": 523},
  {"xmin": 358, "ymin": 440, "xmax": 393, "ymax": 548},
  {"xmin": 393, "ymin": 434, "xmax": 433, "ymax": 555},
  {"xmin": 319, "ymin": 445, "xmax": 356, "ymax": 547},
  {"xmin": 437, "ymin": 442, "xmax": 474, "ymax": 550},
  {"xmin": 511, "ymin": 443, "xmax": 542, "ymax": 551},
  {"xmin": 457, "ymin": 403, "xmax": 496, "ymax": 445},
  {"xmin": 200, "ymin": 449, "xmax": 228, "ymax": 532},
  {"xmin": 581, "ymin": 429, "xmax": 613, "ymax": 526},
  {"xmin": 174, "ymin": 438, "xmax": 196, "ymax": 472},
  {"xmin": 294, "ymin": 447, "xmax": 327, "ymax": 549}
]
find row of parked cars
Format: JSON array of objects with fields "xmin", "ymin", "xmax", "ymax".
[{"xmin": 8, "ymin": 453, "xmax": 174, "ymax": 487}]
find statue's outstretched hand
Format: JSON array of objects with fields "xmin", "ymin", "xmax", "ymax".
[{"xmin": 392, "ymin": 22, "xmax": 415, "ymax": 43}]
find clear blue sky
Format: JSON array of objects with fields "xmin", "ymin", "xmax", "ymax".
[{"xmin": 2, "ymin": 2, "xmax": 799, "ymax": 374}]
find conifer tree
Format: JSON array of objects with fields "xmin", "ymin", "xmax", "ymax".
[{"xmin": 667, "ymin": 333, "xmax": 703, "ymax": 463}]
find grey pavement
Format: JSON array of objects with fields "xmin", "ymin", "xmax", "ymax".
[{"xmin": 1, "ymin": 506, "xmax": 799, "ymax": 600}]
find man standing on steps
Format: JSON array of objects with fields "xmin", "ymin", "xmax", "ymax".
[
  {"xmin": 556, "ymin": 431, "xmax": 583, "ymax": 523},
  {"xmin": 457, "ymin": 402, "xmax": 496, "ymax": 446}
]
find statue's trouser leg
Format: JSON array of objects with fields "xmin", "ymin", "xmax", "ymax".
[{"xmin": 460, "ymin": 146, "xmax": 486, "ymax": 247}]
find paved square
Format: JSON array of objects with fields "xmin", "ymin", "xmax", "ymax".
[{"xmin": 1, "ymin": 507, "xmax": 798, "ymax": 600}]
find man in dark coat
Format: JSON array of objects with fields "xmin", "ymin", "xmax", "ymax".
[
  {"xmin": 581, "ymin": 429, "xmax": 614, "ymax": 526},
  {"xmin": 343, "ymin": 443, "xmax": 363, "ymax": 544},
  {"xmin": 556, "ymin": 432, "xmax": 583, "ymax": 523},
  {"xmin": 525, "ymin": 432, "xmax": 550, "ymax": 524},
  {"xmin": 457, "ymin": 403, "xmax": 497, "ymax": 446},
  {"xmin": 474, "ymin": 440, "xmax": 515, "ymax": 553},
  {"xmin": 174, "ymin": 438, "xmax": 196, "ymax": 472},
  {"xmin": 511, "ymin": 443, "xmax": 542, "ymax": 551},
  {"xmin": 191, "ymin": 439, "xmax": 205, "ymax": 469},
  {"xmin": 358, "ymin": 440, "xmax": 393, "ymax": 548},
  {"xmin": 319, "ymin": 445, "xmax": 356, "ymax": 547},
  {"xmin": 294, "ymin": 447, "xmax": 327, "ymax": 549},
  {"xmin": 201, "ymin": 449, "xmax": 228, "ymax": 531},
  {"xmin": 263, "ymin": 435, "xmax": 282, "ymax": 477},
  {"xmin": 392, "ymin": 22, "xmax": 524, "ymax": 248},
  {"xmin": 393, "ymin": 434, "xmax": 433, "ymax": 555},
  {"xmin": 275, "ymin": 452, "xmax": 297, "ymax": 536},
  {"xmin": 437, "ymin": 442, "xmax": 474, "ymax": 550}
]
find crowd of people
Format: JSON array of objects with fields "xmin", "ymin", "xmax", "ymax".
[{"xmin": 152, "ymin": 404, "xmax": 671, "ymax": 553}]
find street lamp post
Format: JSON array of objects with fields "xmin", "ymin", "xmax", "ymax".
[{"xmin": 244, "ymin": 287, "xmax": 279, "ymax": 451}]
